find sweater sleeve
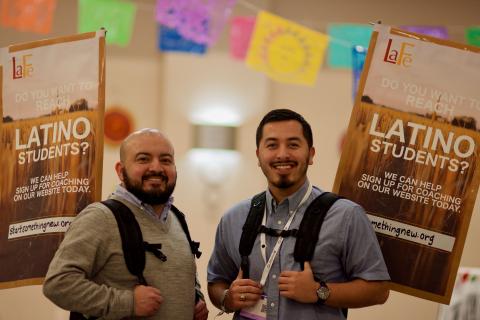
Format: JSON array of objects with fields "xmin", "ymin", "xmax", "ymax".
[{"xmin": 43, "ymin": 203, "xmax": 134, "ymax": 319}]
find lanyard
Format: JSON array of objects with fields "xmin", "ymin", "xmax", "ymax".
[{"xmin": 259, "ymin": 183, "xmax": 313, "ymax": 286}]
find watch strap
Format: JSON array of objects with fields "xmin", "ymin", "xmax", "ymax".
[{"xmin": 220, "ymin": 289, "xmax": 233, "ymax": 313}]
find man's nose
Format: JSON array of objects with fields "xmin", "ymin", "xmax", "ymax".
[
  {"xmin": 276, "ymin": 144, "xmax": 290, "ymax": 159},
  {"xmin": 149, "ymin": 159, "xmax": 165, "ymax": 172}
]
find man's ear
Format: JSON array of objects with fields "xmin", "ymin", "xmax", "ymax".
[
  {"xmin": 308, "ymin": 147, "xmax": 315, "ymax": 165},
  {"xmin": 115, "ymin": 162, "xmax": 125, "ymax": 182},
  {"xmin": 256, "ymin": 149, "xmax": 260, "ymax": 166}
]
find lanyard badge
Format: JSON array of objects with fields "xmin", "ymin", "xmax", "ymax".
[{"xmin": 239, "ymin": 295, "xmax": 267, "ymax": 320}]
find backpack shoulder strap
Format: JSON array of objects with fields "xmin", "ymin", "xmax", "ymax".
[
  {"xmin": 239, "ymin": 191, "xmax": 266, "ymax": 279},
  {"xmin": 293, "ymin": 192, "xmax": 341, "ymax": 264},
  {"xmin": 171, "ymin": 205, "xmax": 202, "ymax": 259},
  {"xmin": 293, "ymin": 192, "xmax": 348, "ymax": 318},
  {"xmin": 101, "ymin": 199, "xmax": 147, "ymax": 285},
  {"xmin": 170, "ymin": 205, "xmax": 203, "ymax": 303}
]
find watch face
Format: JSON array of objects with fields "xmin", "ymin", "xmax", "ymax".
[{"xmin": 317, "ymin": 284, "xmax": 330, "ymax": 300}]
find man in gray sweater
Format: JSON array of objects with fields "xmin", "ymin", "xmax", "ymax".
[{"xmin": 43, "ymin": 128, "xmax": 209, "ymax": 320}]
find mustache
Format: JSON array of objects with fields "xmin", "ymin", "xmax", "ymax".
[
  {"xmin": 271, "ymin": 161, "xmax": 297, "ymax": 166},
  {"xmin": 142, "ymin": 172, "xmax": 168, "ymax": 181}
]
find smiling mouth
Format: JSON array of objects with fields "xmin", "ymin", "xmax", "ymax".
[
  {"xmin": 272, "ymin": 162, "xmax": 296, "ymax": 171},
  {"xmin": 143, "ymin": 175, "xmax": 167, "ymax": 183}
]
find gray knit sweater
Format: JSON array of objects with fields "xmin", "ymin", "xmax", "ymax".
[{"xmin": 43, "ymin": 195, "xmax": 198, "ymax": 319}]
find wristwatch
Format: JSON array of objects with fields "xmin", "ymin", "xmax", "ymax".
[{"xmin": 316, "ymin": 281, "xmax": 330, "ymax": 304}]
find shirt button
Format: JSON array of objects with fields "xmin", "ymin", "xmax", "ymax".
[
  {"xmin": 277, "ymin": 220, "xmax": 282, "ymax": 225},
  {"xmin": 270, "ymin": 302, "xmax": 275, "ymax": 307},
  {"xmin": 272, "ymin": 274, "xmax": 277, "ymax": 279}
]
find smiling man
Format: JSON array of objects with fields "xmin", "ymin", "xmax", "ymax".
[
  {"xmin": 43, "ymin": 129, "xmax": 208, "ymax": 320},
  {"xmin": 207, "ymin": 109, "xmax": 390, "ymax": 320}
]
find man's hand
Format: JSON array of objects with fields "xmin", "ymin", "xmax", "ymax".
[
  {"xmin": 278, "ymin": 262, "xmax": 319, "ymax": 303},
  {"xmin": 134, "ymin": 285, "xmax": 164, "ymax": 316},
  {"xmin": 193, "ymin": 299, "xmax": 209, "ymax": 320},
  {"xmin": 224, "ymin": 268, "xmax": 263, "ymax": 311}
]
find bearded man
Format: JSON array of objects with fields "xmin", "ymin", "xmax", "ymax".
[{"xmin": 43, "ymin": 129, "xmax": 208, "ymax": 320}]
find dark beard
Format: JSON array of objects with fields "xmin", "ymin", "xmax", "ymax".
[
  {"xmin": 274, "ymin": 177, "xmax": 295, "ymax": 189},
  {"xmin": 122, "ymin": 168, "xmax": 176, "ymax": 205}
]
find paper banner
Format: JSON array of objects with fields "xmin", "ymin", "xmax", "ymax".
[
  {"xmin": 352, "ymin": 45, "xmax": 367, "ymax": 101},
  {"xmin": 229, "ymin": 16, "xmax": 256, "ymax": 60},
  {"xmin": 78, "ymin": 0, "xmax": 136, "ymax": 47},
  {"xmin": 0, "ymin": 0, "xmax": 57, "ymax": 34},
  {"xmin": 328, "ymin": 23, "xmax": 372, "ymax": 69},
  {"xmin": 155, "ymin": 0, "xmax": 236, "ymax": 45},
  {"xmin": 334, "ymin": 24, "xmax": 480, "ymax": 304},
  {"xmin": 400, "ymin": 25, "xmax": 449, "ymax": 39},
  {"xmin": 0, "ymin": 30, "xmax": 105, "ymax": 288},
  {"xmin": 246, "ymin": 11, "xmax": 329, "ymax": 86},
  {"xmin": 158, "ymin": 25, "xmax": 207, "ymax": 54},
  {"xmin": 466, "ymin": 27, "xmax": 480, "ymax": 47}
]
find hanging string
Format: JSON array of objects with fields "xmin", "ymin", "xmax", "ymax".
[
  {"xmin": 237, "ymin": 0, "xmax": 261, "ymax": 13},
  {"xmin": 236, "ymin": 0, "xmax": 370, "ymax": 49}
]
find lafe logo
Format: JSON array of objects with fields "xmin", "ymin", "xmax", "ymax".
[
  {"xmin": 12, "ymin": 54, "xmax": 33, "ymax": 79},
  {"xmin": 383, "ymin": 38, "xmax": 414, "ymax": 67}
]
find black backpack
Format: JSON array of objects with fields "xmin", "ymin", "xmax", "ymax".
[
  {"xmin": 239, "ymin": 191, "xmax": 348, "ymax": 318},
  {"xmin": 70, "ymin": 199, "xmax": 201, "ymax": 320}
]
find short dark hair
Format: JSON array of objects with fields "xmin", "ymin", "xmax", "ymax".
[{"xmin": 256, "ymin": 108, "xmax": 313, "ymax": 148}]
